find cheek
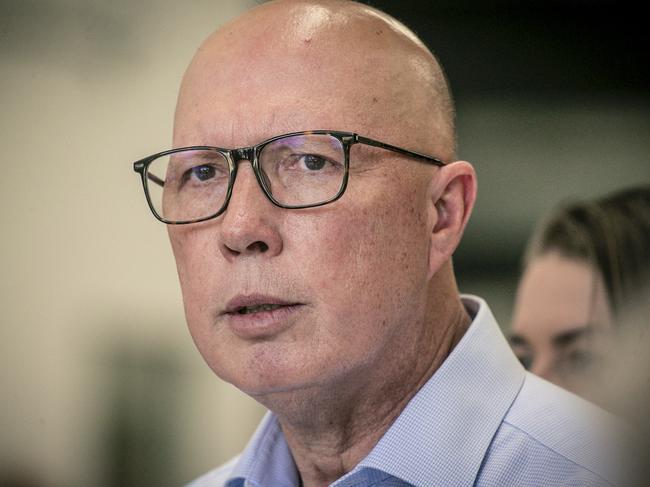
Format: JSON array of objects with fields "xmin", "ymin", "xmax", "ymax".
[
  {"xmin": 167, "ymin": 227, "xmax": 217, "ymax": 322},
  {"xmin": 292, "ymin": 193, "xmax": 431, "ymax": 328}
]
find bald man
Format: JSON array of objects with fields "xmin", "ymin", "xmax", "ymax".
[{"xmin": 132, "ymin": 1, "xmax": 629, "ymax": 486}]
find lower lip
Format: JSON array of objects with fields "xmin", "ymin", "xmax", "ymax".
[{"xmin": 222, "ymin": 304, "xmax": 304, "ymax": 339}]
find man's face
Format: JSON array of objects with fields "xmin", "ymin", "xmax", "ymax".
[{"xmin": 168, "ymin": 20, "xmax": 440, "ymax": 399}]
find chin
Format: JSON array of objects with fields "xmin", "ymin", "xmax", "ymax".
[
  {"xmin": 228, "ymin": 370, "xmax": 320, "ymax": 403},
  {"xmin": 206, "ymin": 344, "xmax": 322, "ymax": 398}
]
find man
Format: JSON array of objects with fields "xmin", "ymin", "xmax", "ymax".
[{"xmin": 133, "ymin": 1, "xmax": 628, "ymax": 485}]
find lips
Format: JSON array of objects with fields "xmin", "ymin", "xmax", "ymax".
[
  {"xmin": 223, "ymin": 294, "xmax": 299, "ymax": 315},
  {"xmin": 235, "ymin": 303, "xmax": 286, "ymax": 314},
  {"xmin": 221, "ymin": 294, "xmax": 305, "ymax": 339}
]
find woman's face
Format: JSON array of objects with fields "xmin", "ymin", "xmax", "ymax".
[{"xmin": 510, "ymin": 251, "xmax": 614, "ymax": 402}]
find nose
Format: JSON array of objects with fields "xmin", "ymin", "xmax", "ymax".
[
  {"xmin": 530, "ymin": 356, "xmax": 558, "ymax": 385},
  {"xmin": 218, "ymin": 161, "xmax": 283, "ymax": 261}
]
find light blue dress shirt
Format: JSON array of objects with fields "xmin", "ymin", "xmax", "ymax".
[{"xmin": 187, "ymin": 296, "xmax": 629, "ymax": 487}]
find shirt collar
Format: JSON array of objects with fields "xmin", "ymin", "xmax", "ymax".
[
  {"xmin": 354, "ymin": 295, "xmax": 525, "ymax": 486},
  {"xmin": 227, "ymin": 295, "xmax": 525, "ymax": 487},
  {"xmin": 226, "ymin": 411, "xmax": 299, "ymax": 487}
]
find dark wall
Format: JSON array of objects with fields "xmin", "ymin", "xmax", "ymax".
[{"xmin": 364, "ymin": 0, "xmax": 648, "ymax": 97}]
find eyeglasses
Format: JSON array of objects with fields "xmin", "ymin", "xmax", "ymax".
[{"xmin": 133, "ymin": 130, "xmax": 445, "ymax": 224}]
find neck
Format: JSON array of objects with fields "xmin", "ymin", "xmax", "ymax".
[{"xmin": 259, "ymin": 283, "xmax": 470, "ymax": 487}]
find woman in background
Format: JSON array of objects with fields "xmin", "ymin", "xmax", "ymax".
[{"xmin": 510, "ymin": 185, "xmax": 650, "ymax": 411}]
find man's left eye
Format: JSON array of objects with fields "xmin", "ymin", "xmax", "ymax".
[{"xmin": 301, "ymin": 154, "xmax": 327, "ymax": 171}]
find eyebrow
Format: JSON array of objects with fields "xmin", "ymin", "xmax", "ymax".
[
  {"xmin": 551, "ymin": 326, "xmax": 593, "ymax": 346},
  {"xmin": 508, "ymin": 326, "xmax": 595, "ymax": 348},
  {"xmin": 508, "ymin": 334, "xmax": 528, "ymax": 347}
]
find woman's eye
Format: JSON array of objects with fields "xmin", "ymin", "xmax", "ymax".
[
  {"xmin": 516, "ymin": 354, "xmax": 533, "ymax": 370},
  {"xmin": 565, "ymin": 350, "xmax": 595, "ymax": 373}
]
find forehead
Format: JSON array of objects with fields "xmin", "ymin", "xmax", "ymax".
[
  {"xmin": 173, "ymin": 13, "xmax": 431, "ymax": 148},
  {"xmin": 512, "ymin": 252, "xmax": 611, "ymax": 336}
]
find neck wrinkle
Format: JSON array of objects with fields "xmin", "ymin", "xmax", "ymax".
[{"xmin": 276, "ymin": 297, "xmax": 471, "ymax": 487}]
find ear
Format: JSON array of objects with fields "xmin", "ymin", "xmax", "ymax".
[{"xmin": 426, "ymin": 161, "xmax": 477, "ymax": 279}]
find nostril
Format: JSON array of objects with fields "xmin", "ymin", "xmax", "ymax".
[
  {"xmin": 223, "ymin": 244, "xmax": 241, "ymax": 257},
  {"xmin": 248, "ymin": 241, "xmax": 269, "ymax": 253}
]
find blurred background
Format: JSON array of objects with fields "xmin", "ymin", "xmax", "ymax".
[{"xmin": 1, "ymin": 0, "xmax": 647, "ymax": 486}]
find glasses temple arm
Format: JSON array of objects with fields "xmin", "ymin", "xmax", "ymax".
[
  {"xmin": 355, "ymin": 135, "xmax": 445, "ymax": 166},
  {"xmin": 147, "ymin": 173, "xmax": 165, "ymax": 187}
]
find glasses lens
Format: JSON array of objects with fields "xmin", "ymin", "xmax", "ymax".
[
  {"xmin": 259, "ymin": 133, "xmax": 345, "ymax": 206},
  {"xmin": 146, "ymin": 149, "xmax": 230, "ymax": 223}
]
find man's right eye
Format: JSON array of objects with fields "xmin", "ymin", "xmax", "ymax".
[
  {"xmin": 189, "ymin": 164, "xmax": 217, "ymax": 181},
  {"xmin": 177, "ymin": 163, "xmax": 227, "ymax": 187},
  {"xmin": 175, "ymin": 163, "xmax": 227, "ymax": 191}
]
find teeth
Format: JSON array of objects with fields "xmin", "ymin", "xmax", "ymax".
[{"xmin": 237, "ymin": 304, "xmax": 283, "ymax": 314}]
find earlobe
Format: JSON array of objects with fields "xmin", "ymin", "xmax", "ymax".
[{"xmin": 427, "ymin": 161, "xmax": 477, "ymax": 278}]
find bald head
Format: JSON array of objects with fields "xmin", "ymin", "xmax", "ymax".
[{"xmin": 174, "ymin": 0, "xmax": 456, "ymax": 160}]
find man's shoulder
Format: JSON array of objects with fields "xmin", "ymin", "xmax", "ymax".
[
  {"xmin": 479, "ymin": 372, "xmax": 629, "ymax": 486},
  {"xmin": 505, "ymin": 372, "xmax": 625, "ymax": 455},
  {"xmin": 184, "ymin": 455, "xmax": 240, "ymax": 487}
]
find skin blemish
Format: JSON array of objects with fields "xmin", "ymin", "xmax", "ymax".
[
  {"xmin": 372, "ymin": 97, "xmax": 378, "ymax": 103},
  {"xmin": 304, "ymin": 37, "xmax": 312, "ymax": 44},
  {"xmin": 376, "ymin": 29, "xmax": 383, "ymax": 35}
]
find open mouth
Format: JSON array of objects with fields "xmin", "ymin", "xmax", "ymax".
[
  {"xmin": 223, "ymin": 297, "xmax": 303, "ymax": 337},
  {"xmin": 235, "ymin": 303, "xmax": 286, "ymax": 315}
]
